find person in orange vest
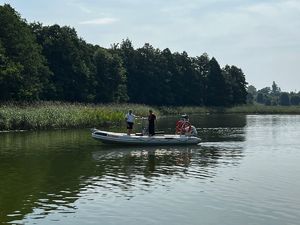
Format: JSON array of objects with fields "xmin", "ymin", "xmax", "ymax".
[{"xmin": 176, "ymin": 114, "xmax": 191, "ymax": 135}]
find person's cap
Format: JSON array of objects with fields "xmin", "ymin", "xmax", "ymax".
[{"xmin": 181, "ymin": 114, "xmax": 188, "ymax": 118}]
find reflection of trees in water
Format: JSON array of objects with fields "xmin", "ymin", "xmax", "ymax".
[
  {"xmin": 0, "ymin": 129, "xmax": 95, "ymax": 155},
  {"xmin": 0, "ymin": 151, "xmax": 95, "ymax": 224},
  {"xmin": 0, "ymin": 142, "xmax": 244, "ymax": 223},
  {"xmin": 91, "ymin": 144, "xmax": 244, "ymax": 192},
  {"xmin": 92, "ymin": 148, "xmax": 193, "ymax": 177},
  {"xmin": 0, "ymin": 130, "xmax": 97, "ymax": 224},
  {"xmin": 194, "ymin": 114, "xmax": 247, "ymax": 128}
]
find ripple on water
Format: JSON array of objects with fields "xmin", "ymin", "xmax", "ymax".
[{"xmin": 2, "ymin": 115, "xmax": 300, "ymax": 225}]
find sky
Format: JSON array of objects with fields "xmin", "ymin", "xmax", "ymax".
[{"xmin": 1, "ymin": 0, "xmax": 299, "ymax": 92}]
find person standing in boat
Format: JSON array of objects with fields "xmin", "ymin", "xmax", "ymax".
[
  {"xmin": 148, "ymin": 110, "xmax": 156, "ymax": 136},
  {"xmin": 125, "ymin": 109, "xmax": 136, "ymax": 135}
]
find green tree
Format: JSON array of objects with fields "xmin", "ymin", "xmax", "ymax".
[
  {"xmin": 223, "ymin": 65, "xmax": 248, "ymax": 105},
  {"xmin": 258, "ymin": 87, "xmax": 271, "ymax": 95},
  {"xmin": 116, "ymin": 39, "xmax": 141, "ymax": 103},
  {"xmin": 0, "ymin": 5, "xmax": 250, "ymax": 106},
  {"xmin": 93, "ymin": 48, "xmax": 128, "ymax": 103},
  {"xmin": 279, "ymin": 92, "xmax": 290, "ymax": 106},
  {"xmin": 133, "ymin": 43, "xmax": 162, "ymax": 105},
  {"xmin": 269, "ymin": 81, "xmax": 281, "ymax": 105},
  {"xmin": 257, "ymin": 87, "xmax": 272, "ymax": 105},
  {"xmin": 171, "ymin": 51, "xmax": 197, "ymax": 105},
  {"xmin": 290, "ymin": 95, "xmax": 300, "ymax": 105},
  {"xmin": 271, "ymin": 81, "xmax": 281, "ymax": 96},
  {"xmin": 31, "ymin": 24, "xmax": 95, "ymax": 101},
  {"xmin": 0, "ymin": 41, "xmax": 23, "ymax": 100},
  {"xmin": 194, "ymin": 53, "xmax": 210, "ymax": 105},
  {"xmin": 246, "ymin": 85, "xmax": 257, "ymax": 104},
  {"xmin": 155, "ymin": 48, "xmax": 177, "ymax": 105},
  {"xmin": 256, "ymin": 93, "xmax": 264, "ymax": 104},
  {"xmin": 205, "ymin": 57, "xmax": 227, "ymax": 106},
  {"xmin": 265, "ymin": 98, "xmax": 271, "ymax": 106},
  {"xmin": 246, "ymin": 93, "xmax": 254, "ymax": 104},
  {"xmin": 0, "ymin": 4, "xmax": 51, "ymax": 100},
  {"xmin": 247, "ymin": 85, "xmax": 257, "ymax": 96}
]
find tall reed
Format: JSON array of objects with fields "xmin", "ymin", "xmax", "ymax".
[
  {"xmin": 1, "ymin": 102, "xmax": 300, "ymax": 131},
  {"xmin": 0, "ymin": 102, "xmax": 159, "ymax": 131}
]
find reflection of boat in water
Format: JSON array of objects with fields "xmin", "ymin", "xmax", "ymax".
[{"xmin": 91, "ymin": 129, "xmax": 201, "ymax": 145}]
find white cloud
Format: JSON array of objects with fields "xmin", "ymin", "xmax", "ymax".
[{"xmin": 79, "ymin": 17, "xmax": 118, "ymax": 25}]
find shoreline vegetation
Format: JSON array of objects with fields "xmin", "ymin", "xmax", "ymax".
[
  {"xmin": 2, "ymin": 4, "xmax": 299, "ymax": 133},
  {"xmin": 1, "ymin": 102, "xmax": 300, "ymax": 131}
]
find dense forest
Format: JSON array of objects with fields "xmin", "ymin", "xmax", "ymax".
[
  {"xmin": 247, "ymin": 82, "xmax": 300, "ymax": 106},
  {"xmin": 1, "ymin": 4, "xmax": 248, "ymax": 106}
]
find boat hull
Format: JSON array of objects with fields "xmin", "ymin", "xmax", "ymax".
[{"xmin": 92, "ymin": 130, "xmax": 201, "ymax": 145}]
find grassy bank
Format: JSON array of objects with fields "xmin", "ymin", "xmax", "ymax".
[
  {"xmin": 1, "ymin": 102, "xmax": 300, "ymax": 131},
  {"xmin": 0, "ymin": 102, "xmax": 157, "ymax": 131}
]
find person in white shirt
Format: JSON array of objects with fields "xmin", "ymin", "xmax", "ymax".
[{"xmin": 125, "ymin": 109, "xmax": 136, "ymax": 135}]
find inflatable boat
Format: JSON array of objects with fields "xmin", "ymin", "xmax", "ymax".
[{"xmin": 91, "ymin": 129, "xmax": 201, "ymax": 145}]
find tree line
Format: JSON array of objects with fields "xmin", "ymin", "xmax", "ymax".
[
  {"xmin": 247, "ymin": 81, "xmax": 300, "ymax": 106},
  {"xmin": 0, "ymin": 4, "xmax": 248, "ymax": 106}
]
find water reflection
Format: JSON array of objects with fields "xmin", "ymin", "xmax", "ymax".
[{"xmin": 0, "ymin": 114, "xmax": 246, "ymax": 224}]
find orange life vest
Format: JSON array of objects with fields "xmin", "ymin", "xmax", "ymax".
[{"xmin": 176, "ymin": 120, "xmax": 191, "ymax": 134}]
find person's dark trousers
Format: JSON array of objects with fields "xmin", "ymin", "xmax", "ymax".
[{"xmin": 149, "ymin": 124, "xmax": 155, "ymax": 136}]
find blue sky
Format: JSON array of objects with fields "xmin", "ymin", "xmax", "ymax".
[{"xmin": 1, "ymin": 0, "xmax": 300, "ymax": 91}]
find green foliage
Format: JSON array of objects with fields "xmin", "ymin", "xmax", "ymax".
[
  {"xmin": 223, "ymin": 65, "xmax": 248, "ymax": 105},
  {"xmin": 259, "ymin": 87, "xmax": 271, "ymax": 95},
  {"xmin": 31, "ymin": 23, "xmax": 95, "ymax": 102},
  {"xmin": 1, "ymin": 4, "xmax": 248, "ymax": 107},
  {"xmin": 250, "ymin": 82, "xmax": 299, "ymax": 106},
  {"xmin": 93, "ymin": 47, "xmax": 128, "ymax": 102},
  {"xmin": 256, "ymin": 93, "xmax": 264, "ymax": 104},
  {"xmin": 0, "ymin": 4, "xmax": 51, "ymax": 101},
  {"xmin": 271, "ymin": 81, "xmax": 281, "ymax": 96},
  {"xmin": 247, "ymin": 85, "xmax": 257, "ymax": 96},
  {"xmin": 290, "ymin": 95, "xmax": 300, "ymax": 105},
  {"xmin": 279, "ymin": 92, "xmax": 290, "ymax": 106},
  {"xmin": 205, "ymin": 58, "xmax": 227, "ymax": 106}
]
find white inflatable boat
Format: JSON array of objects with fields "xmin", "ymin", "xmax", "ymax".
[{"xmin": 91, "ymin": 129, "xmax": 201, "ymax": 145}]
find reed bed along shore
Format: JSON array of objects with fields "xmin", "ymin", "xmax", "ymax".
[
  {"xmin": 0, "ymin": 102, "xmax": 155, "ymax": 131},
  {"xmin": 1, "ymin": 102, "xmax": 300, "ymax": 131}
]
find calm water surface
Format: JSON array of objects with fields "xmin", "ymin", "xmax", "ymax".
[{"xmin": 0, "ymin": 114, "xmax": 300, "ymax": 225}]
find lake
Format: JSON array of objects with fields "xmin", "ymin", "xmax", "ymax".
[{"xmin": 0, "ymin": 114, "xmax": 300, "ymax": 225}]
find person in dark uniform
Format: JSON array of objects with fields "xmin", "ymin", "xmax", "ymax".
[{"xmin": 148, "ymin": 110, "xmax": 156, "ymax": 136}]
